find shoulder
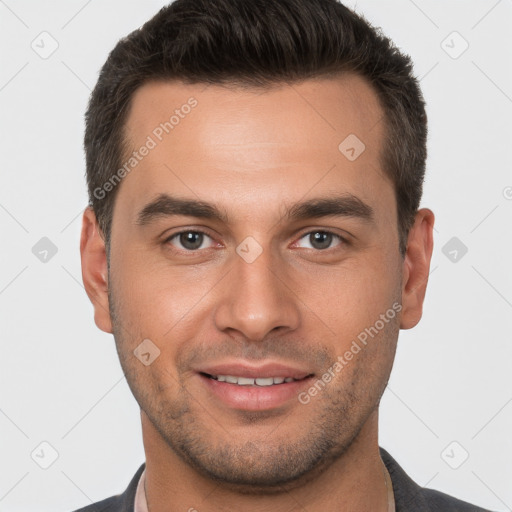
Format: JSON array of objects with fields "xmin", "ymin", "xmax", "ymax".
[
  {"xmin": 379, "ymin": 447, "xmax": 495, "ymax": 512},
  {"xmin": 421, "ymin": 486, "xmax": 494, "ymax": 511},
  {"xmin": 69, "ymin": 462, "xmax": 145, "ymax": 512},
  {"xmin": 72, "ymin": 495, "xmax": 122, "ymax": 512}
]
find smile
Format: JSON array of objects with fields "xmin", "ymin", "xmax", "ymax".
[
  {"xmin": 198, "ymin": 371, "xmax": 314, "ymax": 411},
  {"xmin": 203, "ymin": 374, "xmax": 304, "ymax": 386}
]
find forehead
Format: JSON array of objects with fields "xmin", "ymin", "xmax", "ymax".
[
  {"xmin": 125, "ymin": 74, "xmax": 384, "ymax": 151},
  {"xmin": 116, "ymin": 75, "xmax": 392, "ymax": 223}
]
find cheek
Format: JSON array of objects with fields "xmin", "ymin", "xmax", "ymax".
[
  {"xmin": 296, "ymin": 254, "xmax": 401, "ymax": 340},
  {"xmin": 110, "ymin": 248, "xmax": 221, "ymax": 338}
]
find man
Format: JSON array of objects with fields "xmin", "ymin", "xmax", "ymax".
[{"xmin": 76, "ymin": 0, "xmax": 493, "ymax": 510}]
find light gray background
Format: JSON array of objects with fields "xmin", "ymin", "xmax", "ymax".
[{"xmin": 1, "ymin": 1, "xmax": 511, "ymax": 511}]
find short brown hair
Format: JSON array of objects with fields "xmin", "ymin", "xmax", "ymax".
[{"xmin": 84, "ymin": 0, "xmax": 427, "ymax": 256}]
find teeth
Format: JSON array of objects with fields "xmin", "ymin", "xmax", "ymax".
[
  {"xmin": 255, "ymin": 377, "xmax": 274, "ymax": 386},
  {"xmin": 237, "ymin": 377, "xmax": 255, "ymax": 386},
  {"xmin": 211, "ymin": 375, "xmax": 300, "ymax": 386}
]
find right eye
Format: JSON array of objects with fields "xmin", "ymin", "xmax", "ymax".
[{"xmin": 164, "ymin": 230, "xmax": 216, "ymax": 252}]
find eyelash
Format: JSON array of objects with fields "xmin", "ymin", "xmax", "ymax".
[{"xmin": 163, "ymin": 229, "xmax": 349, "ymax": 253}]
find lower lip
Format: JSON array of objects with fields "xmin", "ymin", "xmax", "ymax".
[{"xmin": 199, "ymin": 374, "xmax": 313, "ymax": 411}]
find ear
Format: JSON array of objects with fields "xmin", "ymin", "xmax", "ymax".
[
  {"xmin": 80, "ymin": 207, "xmax": 113, "ymax": 333},
  {"xmin": 400, "ymin": 208, "xmax": 435, "ymax": 330}
]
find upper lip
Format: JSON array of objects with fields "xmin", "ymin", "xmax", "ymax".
[{"xmin": 196, "ymin": 361, "xmax": 313, "ymax": 380}]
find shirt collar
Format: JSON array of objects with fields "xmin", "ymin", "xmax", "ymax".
[{"xmin": 134, "ymin": 468, "xmax": 149, "ymax": 512}]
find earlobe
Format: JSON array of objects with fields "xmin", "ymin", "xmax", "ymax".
[
  {"xmin": 400, "ymin": 208, "xmax": 435, "ymax": 330},
  {"xmin": 80, "ymin": 207, "xmax": 113, "ymax": 333}
]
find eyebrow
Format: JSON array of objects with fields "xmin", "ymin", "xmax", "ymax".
[
  {"xmin": 135, "ymin": 192, "xmax": 374, "ymax": 226},
  {"xmin": 285, "ymin": 194, "xmax": 374, "ymax": 223},
  {"xmin": 136, "ymin": 194, "xmax": 229, "ymax": 225}
]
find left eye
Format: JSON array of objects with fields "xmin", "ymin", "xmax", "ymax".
[
  {"xmin": 166, "ymin": 231, "xmax": 215, "ymax": 251},
  {"xmin": 296, "ymin": 231, "xmax": 343, "ymax": 250}
]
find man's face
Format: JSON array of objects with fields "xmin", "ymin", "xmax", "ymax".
[{"xmin": 101, "ymin": 76, "xmax": 405, "ymax": 488}]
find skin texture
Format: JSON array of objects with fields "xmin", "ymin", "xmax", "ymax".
[{"xmin": 80, "ymin": 75, "xmax": 434, "ymax": 511}]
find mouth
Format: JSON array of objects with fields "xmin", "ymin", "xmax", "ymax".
[
  {"xmin": 196, "ymin": 363, "xmax": 315, "ymax": 411},
  {"xmin": 200, "ymin": 372, "xmax": 311, "ymax": 386}
]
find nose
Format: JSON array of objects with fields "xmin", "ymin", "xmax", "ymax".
[{"xmin": 213, "ymin": 244, "xmax": 301, "ymax": 342}]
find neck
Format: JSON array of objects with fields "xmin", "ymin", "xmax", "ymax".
[{"xmin": 141, "ymin": 409, "xmax": 390, "ymax": 512}]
